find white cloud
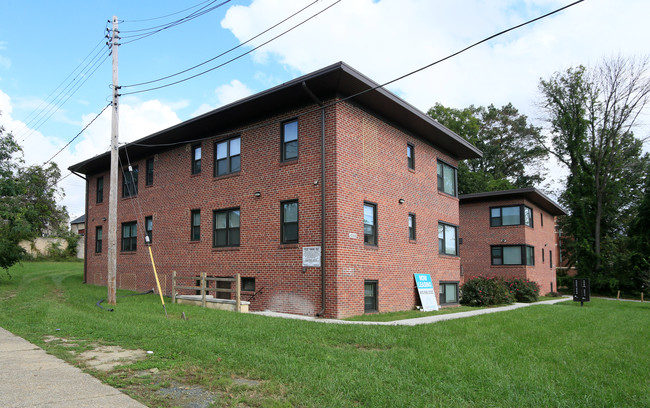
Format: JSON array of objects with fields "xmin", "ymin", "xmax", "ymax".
[
  {"xmin": 0, "ymin": 89, "xmax": 182, "ymax": 219},
  {"xmin": 220, "ymin": 0, "xmax": 650, "ymax": 120},
  {"xmin": 191, "ymin": 79, "xmax": 253, "ymax": 117}
]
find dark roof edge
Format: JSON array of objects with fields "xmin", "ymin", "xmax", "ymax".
[{"xmin": 459, "ymin": 187, "xmax": 566, "ymax": 216}]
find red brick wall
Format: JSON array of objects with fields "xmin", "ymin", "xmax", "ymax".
[
  {"xmin": 459, "ymin": 198, "xmax": 559, "ymax": 295},
  {"xmin": 84, "ymin": 100, "xmax": 461, "ymax": 318}
]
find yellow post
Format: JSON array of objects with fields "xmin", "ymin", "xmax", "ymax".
[
  {"xmin": 617, "ymin": 290, "xmax": 620, "ymax": 300},
  {"xmin": 147, "ymin": 245, "xmax": 167, "ymax": 318},
  {"xmin": 236, "ymin": 273, "xmax": 241, "ymax": 312}
]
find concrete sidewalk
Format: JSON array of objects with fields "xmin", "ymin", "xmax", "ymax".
[
  {"xmin": 0, "ymin": 327, "xmax": 145, "ymax": 408},
  {"xmin": 252, "ymin": 297, "xmax": 572, "ymax": 325}
]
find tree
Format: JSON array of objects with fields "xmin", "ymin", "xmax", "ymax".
[
  {"xmin": 0, "ymin": 123, "xmax": 68, "ymax": 274},
  {"xmin": 427, "ymin": 103, "xmax": 547, "ymax": 194},
  {"xmin": 538, "ymin": 56, "xmax": 650, "ymax": 291}
]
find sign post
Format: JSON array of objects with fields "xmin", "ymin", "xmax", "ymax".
[
  {"xmin": 414, "ymin": 273, "xmax": 439, "ymax": 312},
  {"xmin": 573, "ymin": 278, "xmax": 590, "ymax": 306}
]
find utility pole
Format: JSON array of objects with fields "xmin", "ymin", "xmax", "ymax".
[{"xmin": 107, "ymin": 16, "xmax": 119, "ymax": 305}]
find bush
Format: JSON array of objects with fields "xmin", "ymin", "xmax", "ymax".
[
  {"xmin": 460, "ymin": 276, "xmax": 514, "ymax": 306},
  {"xmin": 505, "ymin": 277, "xmax": 540, "ymax": 303}
]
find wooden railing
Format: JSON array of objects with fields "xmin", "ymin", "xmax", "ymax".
[{"xmin": 171, "ymin": 271, "xmax": 241, "ymax": 312}]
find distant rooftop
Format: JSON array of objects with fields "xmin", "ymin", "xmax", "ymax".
[
  {"xmin": 459, "ymin": 188, "xmax": 566, "ymax": 216},
  {"xmin": 70, "ymin": 214, "xmax": 86, "ymax": 225}
]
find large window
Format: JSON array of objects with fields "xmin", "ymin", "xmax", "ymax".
[
  {"xmin": 364, "ymin": 280, "xmax": 378, "ymax": 313},
  {"xmin": 364, "ymin": 202, "xmax": 377, "ymax": 246},
  {"xmin": 438, "ymin": 222, "xmax": 458, "ymax": 256},
  {"xmin": 122, "ymin": 166, "xmax": 138, "ymax": 198},
  {"xmin": 215, "ymin": 137, "xmax": 241, "ymax": 176},
  {"xmin": 281, "ymin": 200, "xmax": 299, "ymax": 244},
  {"xmin": 192, "ymin": 144, "xmax": 201, "ymax": 174},
  {"xmin": 96, "ymin": 176, "xmax": 104, "ymax": 204},
  {"xmin": 437, "ymin": 160, "xmax": 457, "ymax": 196},
  {"xmin": 408, "ymin": 213, "xmax": 416, "ymax": 240},
  {"xmin": 146, "ymin": 158, "xmax": 154, "ymax": 186},
  {"xmin": 121, "ymin": 221, "xmax": 137, "ymax": 252},
  {"xmin": 145, "ymin": 216, "xmax": 153, "ymax": 244},
  {"xmin": 440, "ymin": 282, "xmax": 458, "ymax": 305},
  {"xmin": 213, "ymin": 208, "xmax": 240, "ymax": 247},
  {"xmin": 95, "ymin": 226, "xmax": 103, "ymax": 253},
  {"xmin": 281, "ymin": 120, "xmax": 298, "ymax": 161},
  {"xmin": 490, "ymin": 205, "xmax": 533, "ymax": 227},
  {"xmin": 190, "ymin": 209, "xmax": 201, "ymax": 241},
  {"xmin": 491, "ymin": 245, "xmax": 535, "ymax": 266},
  {"xmin": 407, "ymin": 143, "xmax": 415, "ymax": 170}
]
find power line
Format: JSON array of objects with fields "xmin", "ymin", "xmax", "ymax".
[
  {"xmin": 121, "ymin": 0, "xmax": 342, "ymax": 96},
  {"xmin": 17, "ymin": 42, "xmax": 110, "ymax": 143},
  {"xmin": 122, "ymin": 0, "xmax": 215, "ymax": 23},
  {"xmin": 122, "ymin": 0, "xmax": 322, "ymax": 89},
  {"xmin": 127, "ymin": 0, "xmax": 585, "ymax": 149},
  {"xmin": 43, "ymin": 102, "xmax": 112, "ymax": 166},
  {"xmin": 119, "ymin": 0, "xmax": 231, "ymax": 45}
]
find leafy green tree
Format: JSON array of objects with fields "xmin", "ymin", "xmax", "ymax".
[
  {"xmin": 427, "ymin": 103, "xmax": 547, "ymax": 194},
  {"xmin": 0, "ymin": 123, "xmax": 68, "ymax": 275},
  {"xmin": 538, "ymin": 56, "xmax": 650, "ymax": 292}
]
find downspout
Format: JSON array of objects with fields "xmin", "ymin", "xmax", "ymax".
[
  {"xmin": 301, "ymin": 82, "xmax": 327, "ymax": 317},
  {"xmin": 71, "ymin": 171, "xmax": 89, "ymax": 284}
]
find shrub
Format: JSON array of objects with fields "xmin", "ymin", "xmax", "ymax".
[
  {"xmin": 505, "ymin": 277, "xmax": 540, "ymax": 303},
  {"xmin": 460, "ymin": 276, "xmax": 514, "ymax": 306}
]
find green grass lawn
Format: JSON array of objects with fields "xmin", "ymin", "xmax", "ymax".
[{"xmin": 1, "ymin": 262, "xmax": 648, "ymax": 407}]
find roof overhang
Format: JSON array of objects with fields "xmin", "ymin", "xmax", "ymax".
[
  {"xmin": 69, "ymin": 62, "xmax": 482, "ymax": 175},
  {"xmin": 459, "ymin": 188, "xmax": 567, "ymax": 216}
]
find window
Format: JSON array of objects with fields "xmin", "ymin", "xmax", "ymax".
[
  {"xmin": 550, "ymin": 250, "xmax": 553, "ymax": 269},
  {"xmin": 437, "ymin": 160, "xmax": 457, "ymax": 196},
  {"xmin": 146, "ymin": 158, "xmax": 154, "ymax": 186},
  {"xmin": 95, "ymin": 226, "xmax": 103, "ymax": 253},
  {"xmin": 364, "ymin": 280, "xmax": 378, "ymax": 313},
  {"xmin": 281, "ymin": 200, "xmax": 299, "ymax": 244},
  {"xmin": 408, "ymin": 213, "xmax": 416, "ymax": 240},
  {"xmin": 145, "ymin": 216, "xmax": 152, "ymax": 244},
  {"xmin": 96, "ymin": 176, "xmax": 104, "ymax": 204},
  {"xmin": 121, "ymin": 221, "xmax": 137, "ymax": 252},
  {"xmin": 122, "ymin": 166, "xmax": 138, "ymax": 198},
  {"xmin": 213, "ymin": 208, "xmax": 240, "ymax": 247},
  {"xmin": 490, "ymin": 205, "xmax": 533, "ymax": 227},
  {"xmin": 491, "ymin": 245, "xmax": 535, "ymax": 266},
  {"xmin": 440, "ymin": 282, "xmax": 459, "ymax": 305},
  {"xmin": 407, "ymin": 143, "xmax": 415, "ymax": 170},
  {"xmin": 192, "ymin": 144, "xmax": 201, "ymax": 174},
  {"xmin": 438, "ymin": 222, "xmax": 458, "ymax": 256},
  {"xmin": 190, "ymin": 209, "xmax": 201, "ymax": 241},
  {"xmin": 282, "ymin": 119, "xmax": 298, "ymax": 161},
  {"xmin": 540, "ymin": 212, "xmax": 544, "ymax": 227},
  {"xmin": 363, "ymin": 202, "xmax": 377, "ymax": 245},
  {"xmin": 241, "ymin": 277, "xmax": 255, "ymax": 292},
  {"xmin": 215, "ymin": 137, "xmax": 241, "ymax": 176},
  {"xmin": 542, "ymin": 248, "xmax": 545, "ymax": 263}
]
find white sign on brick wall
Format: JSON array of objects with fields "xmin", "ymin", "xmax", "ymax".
[{"xmin": 302, "ymin": 246, "xmax": 321, "ymax": 267}]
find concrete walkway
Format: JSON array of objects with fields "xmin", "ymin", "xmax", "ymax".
[
  {"xmin": 252, "ymin": 297, "xmax": 572, "ymax": 325},
  {"xmin": 0, "ymin": 327, "xmax": 145, "ymax": 408}
]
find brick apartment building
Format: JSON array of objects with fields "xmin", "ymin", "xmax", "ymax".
[
  {"xmin": 458, "ymin": 188, "xmax": 566, "ymax": 295},
  {"xmin": 69, "ymin": 62, "xmax": 482, "ymax": 318}
]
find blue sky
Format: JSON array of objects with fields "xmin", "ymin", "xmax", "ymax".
[{"xmin": 1, "ymin": 0, "xmax": 649, "ymax": 219}]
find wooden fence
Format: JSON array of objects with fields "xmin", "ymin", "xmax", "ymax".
[{"xmin": 171, "ymin": 271, "xmax": 241, "ymax": 312}]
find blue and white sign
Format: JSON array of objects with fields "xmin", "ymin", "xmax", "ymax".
[{"xmin": 414, "ymin": 273, "xmax": 439, "ymax": 311}]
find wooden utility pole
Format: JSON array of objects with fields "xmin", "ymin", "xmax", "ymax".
[{"xmin": 107, "ymin": 16, "xmax": 119, "ymax": 305}]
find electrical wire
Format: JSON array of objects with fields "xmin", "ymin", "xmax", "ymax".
[
  {"xmin": 126, "ymin": 0, "xmax": 584, "ymax": 148},
  {"xmin": 122, "ymin": 0, "xmax": 322, "ymax": 89},
  {"xmin": 121, "ymin": 0, "xmax": 342, "ymax": 96},
  {"xmin": 119, "ymin": 0, "xmax": 231, "ymax": 45},
  {"xmin": 43, "ymin": 102, "xmax": 112, "ymax": 165},
  {"xmin": 122, "ymin": 0, "xmax": 215, "ymax": 23},
  {"xmin": 13, "ymin": 36, "xmax": 107, "ymax": 139}
]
